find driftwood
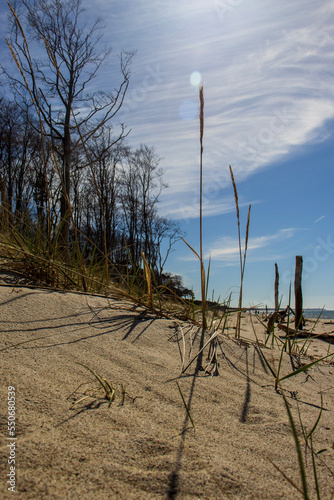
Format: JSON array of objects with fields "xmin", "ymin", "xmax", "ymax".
[
  {"xmin": 277, "ymin": 323, "xmax": 334, "ymax": 343},
  {"xmin": 266, "ymin": 306, "xmax": 300, "ymax": 334}
]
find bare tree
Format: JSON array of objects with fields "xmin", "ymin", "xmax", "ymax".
[
  {"xmin": 117, "ymin": 144, "xmax": 182, "ymax": 274},
  {"xmin": 4, "ymin": 0, "xmax": 134, "ymax": 248},
  {"xmin": 85, "ymin": 129, "xmax": 128, "ymax": 253},
  {"xmin": 0, "ymin": 98, "xmax": 39, "ymax": 225},
  {"xmin": 152, "ymin": 216, "xmax": 183, "ymax": 280},
  {"xmin": 134, "ymin": 144, "xmax": 167, "ymax": 261}
]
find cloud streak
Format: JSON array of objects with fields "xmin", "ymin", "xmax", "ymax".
[
  {"xmin": 86, "ymin": 0, "xmax": 334, "ymax": 219},
  {"xmin": 2, "ymin": 0, "xmax": 333, "ymax": 221},
  {"xmin": 208, "ymin": 228, "xmax": 295, "ymax": 261},
  {"xmin": 179, "ymin": 228, "xmax": 296, "ymax": 263}
]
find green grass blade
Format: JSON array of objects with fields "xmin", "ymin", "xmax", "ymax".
[
  {"xmin": 281, "ymin": 391, "xmax": 309, "ymax": 499},
  {"xmin": 310, "ymin": 436, "xmax": 321, "ymax": 500},
  {"xmin": 77, "ymin": 363, "xmax": 109, "ymax": 395},
  {"xmin": 278, "ymin": 353, "xmax": 334, "ymax": 384},
  {"xmin": 307, "ymin": 393, "xmax": 324, "ymax": 439}
]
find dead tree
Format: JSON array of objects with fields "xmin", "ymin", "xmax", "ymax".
[{"xmin": 5, "ymin": 0, "xmax": 133, "ymax": 249}]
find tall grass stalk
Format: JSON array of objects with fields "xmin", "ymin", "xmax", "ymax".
[
  {"xmin": 199, "ymin": 85, "xmax": 206, "ymax": 329},
  {"xmin": 229, "ymin": 165, "xmax": 251, "ymax": 338}
]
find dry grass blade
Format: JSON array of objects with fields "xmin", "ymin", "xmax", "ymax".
[
  {"xmin": 5, "ymin": 37, "xmax": 33, "ymax": 102},
  {"xmin": 267, "ymin": 456, "xmax": 303, "ymax": 495},
  {"xmin": 181, "ymin": 237, "xmax": 201, "ymax": 261},
  {"xmin": 7, "ymin": 2, "xmax": 29, "ymax": 52},
  {"xmin": 178, "ymin": 325, "xmax": 187, "ymax": 373},
  {"xmin": 243, "ymin": 204, "xmax": 251, "ymax": 275},
  {"xmin": 142, "ymin": 252, "xmax": 152, "ymax": 308},
  {"xmin": 205, "ymin": 334, "xmax": 219, "ymax": 375},
  {"xmin": 182, "ymin": 329, "xmax": 219, "ymax": 373}
]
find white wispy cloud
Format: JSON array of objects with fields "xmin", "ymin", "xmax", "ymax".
[
  {"xmin": 179, "ymin": 228, "xmax": 296, "ymax": 263},
  {"xmin": 95, "ymin": 0, "xmax": 333, "ymax": 219},
  {"xmin": 2, "ymin": 1, "xmax": 332, "ymax": 221},
  {"xmin": 207, "ymin": 228, "xmax": 295, "ymax": 261},
  {"xmin": 160, "ymin": 197, "xmax": 237, "ymax": 220}
]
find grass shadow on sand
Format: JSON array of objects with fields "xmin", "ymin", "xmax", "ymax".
[{"xmin": 167, "ymin": 326, "xmax": 206, "ymax": 499}]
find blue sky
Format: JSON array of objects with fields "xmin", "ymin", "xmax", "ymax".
[{"xmin": 2, "ymin": 0, "xmax": 334, "ymax": 309}]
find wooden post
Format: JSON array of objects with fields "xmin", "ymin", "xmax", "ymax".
[
  {"xmin": 294, "ymin": 256, "xmax": 303, "ymax": 330},
  {"xmin": 274, "ymin": 263, "xmax": 279, "ymax": 313}
]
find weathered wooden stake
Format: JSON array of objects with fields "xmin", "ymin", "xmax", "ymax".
[
  {"xmin": 294, "ymin": 256, "xmax": 303, "ymax": 330},
  {"xmin": 274, "ymin": 263, "xmax": 279, "ymax": 312}
]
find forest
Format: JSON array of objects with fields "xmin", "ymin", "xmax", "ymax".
[{"xmin": 0, "ymin": 0, "xmax": 191, "ymax": 298}]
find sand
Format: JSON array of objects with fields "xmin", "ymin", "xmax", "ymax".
[{"xmin": 0, "ymin": 273, "xmax": 333, "ymax": 499}]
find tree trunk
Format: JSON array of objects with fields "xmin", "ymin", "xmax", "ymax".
[{"xmin": 60, "ymin": 112, "xmax": 72, "ymax": 252}]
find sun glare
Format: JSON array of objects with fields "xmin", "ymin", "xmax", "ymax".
[{"xmin": 190, "ymin": 71, "xmax": 202, "ymax": 87}]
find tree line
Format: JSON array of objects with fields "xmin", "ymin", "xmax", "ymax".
[{"xmin": 0, "ymin": 0, "xmax": 190, "ymax": 296}]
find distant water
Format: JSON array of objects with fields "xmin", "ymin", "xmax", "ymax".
[
  {"xmin": 255, "ymin": 309, "xmax": 334, "ymax": 320},
  {"xmin": 303, "ymin": 309, "xmax": 334, "ymax": 320}
]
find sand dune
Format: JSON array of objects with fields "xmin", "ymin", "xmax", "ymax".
[{"xmin": 0, "ymin": 281, "xmax": 333, "ymax": 499}]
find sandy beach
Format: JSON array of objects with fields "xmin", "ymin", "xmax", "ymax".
[{"xmin": 0, "ymin": 277, "xmax": 333, "ymax": 499}]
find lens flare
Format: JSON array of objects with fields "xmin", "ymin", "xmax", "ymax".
[{"xmin": 190, "ymin": 71, "xmax": 202, "ymax": 87}]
